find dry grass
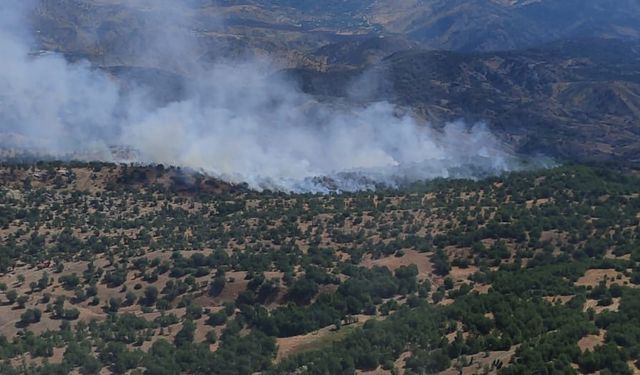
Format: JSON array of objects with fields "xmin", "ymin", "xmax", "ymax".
[
  {"xmin": 578, "ymin": 329, "xmax": 607, "ymax": 353},
  {"xmin": 576, "ymin": 269, "xmax": 630, "ymax": 288},
  {"xmin": 276, "ymin": 315, "xmax": 373, "ymax": 362},
  {"xmin": 440, "ymin": 346, "xmax": 519, "ymax": 375},
  {"xmin": 584, "ymin": 297, "xmax": 621, "ymax": 313},
  {"xmin": 361, "ymin": 249, "xmax": 433, "ymax": 281}
]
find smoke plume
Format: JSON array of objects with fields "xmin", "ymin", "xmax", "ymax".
[{"xmin": 0, "ymin": 0, "xmax": 530, "ymax": 192}]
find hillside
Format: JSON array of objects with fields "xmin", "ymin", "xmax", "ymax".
[
  {"xmin": 3, "ymin": 2, "xmax": 640, "ymax": 374},
  {"xmin": 378, "ymin": 0, "xmax": 640, "ymax": 51},
  {"xmin": 32, "ymin": 0, "xmax": 640, "ymax": 67},
  {"xmin": 289, "ymin": 38, "xmax": 640, "ymax": 162},
  {"xmin": 22, "ymin": 0, "xmax": 640, "ymax": 165},
  {"xmin": 1, "ymin": 161, "xmax": 640, "ymax": 374}
]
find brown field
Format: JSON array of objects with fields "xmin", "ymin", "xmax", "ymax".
[
  {"xmin": 276, "ymin": 315, "xmax": 374, "ymax": 362},
  {"xmin": 361, "ymin": 249, "xmax": 433, "ymax": 281},
  {"xmin": 578, "ymin": 330, "xmax": 607, "ymax": 353},
  {"xmin": 576, "ymin": 269, "xmax": 631, "ymax": 288}
]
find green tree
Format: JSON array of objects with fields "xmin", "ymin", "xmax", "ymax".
[{"xmin": 174, "ymin": 320, "xmax": 195, "ymax": 348}]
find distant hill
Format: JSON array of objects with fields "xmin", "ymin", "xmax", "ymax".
[
  {"xmin": 28, "ymin": 1, "xmax": 640, "ymax": 163},
  {"xmin": 375, "ymin": 0, "xmax": 640, "ymax": 51},
  {"xmin": 288, "ymin": 38, "xmax": 640, "ymax": 162},
  {"xmin": 32, "ymin": 0, "xmax": 640, "ymax": 69}
]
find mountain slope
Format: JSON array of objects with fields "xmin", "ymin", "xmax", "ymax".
[
  {"xmin": 32, "ymin": 0, "xmax": 640, "ymax": 71},
  {"xmin": 375, "ymin": 0, "xmax": 640, "ymax": 51},
  {"xmin": 25, "ymin": 1, "xmax": 640, "ymax": 163},
  {"xmin": 289, "ymin": 39, "xmax": 640, "ymax": 162}
]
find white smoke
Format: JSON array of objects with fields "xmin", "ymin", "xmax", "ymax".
[{"xmin": 0, "ymin": 0, "xmax": 527, "ymax": 193}]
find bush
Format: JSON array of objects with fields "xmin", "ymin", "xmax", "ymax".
[{"xmin": 20, "ymin": 308, "xmax": 42, "ymax": 325}]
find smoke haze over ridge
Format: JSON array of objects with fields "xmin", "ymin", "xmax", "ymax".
[{"xmin": 0, "ymin": 0, "xmax": 531, "ymax": 192}]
